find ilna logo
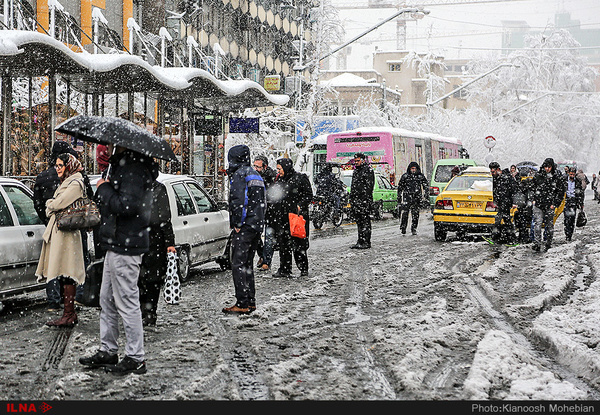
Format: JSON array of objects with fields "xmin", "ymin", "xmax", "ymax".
[{"xmin": 6, "ymin": 403, "xmax": 52, "ymax": 413}]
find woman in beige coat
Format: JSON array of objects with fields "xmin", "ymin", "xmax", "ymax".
[{"xmin": 36, "ymin": 153, "xmax": 87, "ymax": 327}]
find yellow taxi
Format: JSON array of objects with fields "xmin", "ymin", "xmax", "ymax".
[{"xmin": 433, "ymin": 166, "xmax": 505, "ymax": 241}]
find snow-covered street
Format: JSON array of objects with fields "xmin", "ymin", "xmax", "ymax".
[{"xmin": 2, "ymin": 191, "xmax": 600, "ymax": 405}]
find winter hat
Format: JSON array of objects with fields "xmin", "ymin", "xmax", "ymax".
[
  {"xmin": 276, "ymin": 157, "xmax": 294, "ymax": 176},
  {"xmin": 488, "ymin": 161, "xmax": 500, "ymax": 169},
  {"xmin": 226, "ymin": 144, "xmax": 250, "ymax": 176},
  {"xmin": 541, "ymin": 158, "xmax": 555, "ymax": 169},
  {"xmin": 96, "ymin": 144, "xmax": 110, "ymax": 172},
  {"xmin": 354, "ymin": 152, "xmax": 367, "ymax": 160},
  {"xmin": 51, "ymin": 140, "xmax": 77, "ymax": 162}
]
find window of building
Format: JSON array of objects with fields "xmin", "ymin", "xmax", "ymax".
[{"xmin": 388, "ymin": 63, "xmax": 402, "ymax": 72}]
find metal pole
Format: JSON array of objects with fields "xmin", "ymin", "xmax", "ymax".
[
  {"xmin": 318, "ymin": 8, "xmax": 428, "ymax": 64},
  {"xmin": 426, "ymin": 63, "xmax": 513, "ymax": 107}
]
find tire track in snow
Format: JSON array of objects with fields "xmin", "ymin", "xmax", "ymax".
[
  {"xmin": 452, "ymin": 249, "xmax": 600, "ymax": 398},
  {"xmin": 343, "ymin": 265, "xmax": 397, "ymax": 399}
]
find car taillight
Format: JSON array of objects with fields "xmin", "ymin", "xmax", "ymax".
[
  {"xmin": 485, "ymin": 201, "xmax": 497, "ymax": 212},
  {"xmin": 430, "ymin": 186, "xmax": 440, "ymax": 196},
  {"xmin": 435, "ymin": 199, "xmax": 453, "ymax": 210}
]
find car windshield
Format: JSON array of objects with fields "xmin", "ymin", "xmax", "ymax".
[
  {"xmin": 434, "ymin": 165, "xmax": 456, "ymax": 182},
  {"xmin": 445, "ymin": 176, "xmax": 492, "ymax": 192}
]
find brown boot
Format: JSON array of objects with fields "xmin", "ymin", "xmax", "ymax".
[{"xmin": 46, "ymin": 283, "xmax": 78, "ymax": 327}]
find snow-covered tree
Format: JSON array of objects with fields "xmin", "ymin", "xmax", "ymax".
[{"xmin": 454, "ymin": 28, "xmax": 600, "ymax": 168}]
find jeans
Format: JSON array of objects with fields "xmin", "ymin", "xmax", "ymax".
[
  {"xmin": 563, "ymin": 198, "xmax": 579, "ymax": 240},
  {"xmin": 47, "ymin": 278, "xmax": 85, "ymax": 305},
  {"xmin": 532, "ymin": 205, "xmax": 555, "ymax": 247},
  {"xmin": 231, "ymin": 226, "xmax": 261, "ymax": 307},
  {"xmin": 262, "ymin": 225, "xmax": 276, "ymax": 267}
]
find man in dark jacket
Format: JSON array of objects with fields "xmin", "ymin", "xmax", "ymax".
[
  {"xmin": 531, "ymin": 157, "xmax": 566, "ymax": 252},
  {"xmin": 270, "ymin": 158, "xmax": 313, "ymax": 277},
  {"xmin": 563, "ymin": 167, "xmax": 584, "ymax": 242},
  {"xmin": 224, "ymin": 145, "xmax": 266, "ymax": 314},
  {"xmin": 33, "ymin": 140, "xmax": 79, "ymax": 311},
  {"xmin": 253, "ymin": 155, "xmax": 276, "ymax": 271},
  {"xmin": 138, "ymin": 178, "xmax": 176, "ymax": 326},
  {"xmin": 80, "ymin": 145, "xmax": 157, "ymax": 375},
  {"xmin": 350, "ymin": 153, "xmax": 374, "ymax": 249},
  {"xmin": 489, "ymin": 162, "xmax": 517, "ymax": 244},
  {"xmin": 397, "ymin": 161, "xmax": 428, "ymax": 235}
]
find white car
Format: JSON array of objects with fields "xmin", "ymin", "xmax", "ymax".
[
  {"xmin": 158, "ymin": 174, "xmax": 230, "ymax": 279},
  {"xmin": 0, "ymin": 178, "xmax": 46, "ymax": 299},
  {"xmin": 92, "ymin": 173, "xmax": 231, "ymax": 280}
]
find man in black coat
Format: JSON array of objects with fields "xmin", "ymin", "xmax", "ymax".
[
  {"xmin": 253, "ymin": 155, "xmax": 276, "ymax": 271},
  {"xmin": 489, "ymin": 162, "xmax": 517, "ymax": 244},
  {"xmin": 224, "ymin": 145, "xmax": 266, "ymax": 314},
  {"xmin": 269, "ymin": 158, "xmax": 313, "ymax": 277},
  {"xmin": 531, "ymin": 158, "xmax": 566, "ymax": 252},
  {"xmin": 350, "ymin": 153, "xmax": 375, "ymax": 249},
  {"xmin": 33, "ymin": 140, "xmax": 79, "ymax": 311},
  {"xmin": 563, "ymin": 167, "xmax": 584, "ymax": 242},
  {"xmin": 397, "ymin": 161, "xmax": 429, "ymax": 235},
  {"xmin": 80, "ymin": 146, "xmax": 157, "ymax": 375},
  {"xmin": 138, "ymin": 177, "xmax": 176, "ymax": 326}
]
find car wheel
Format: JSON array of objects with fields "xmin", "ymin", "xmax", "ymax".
[
  {"xmin": 178, "ymin": 248, "xmax": 191, "ymax": 281},
  {"xmin": 434, "ymin": 223, "xmax": 447, "ymax": 242}
]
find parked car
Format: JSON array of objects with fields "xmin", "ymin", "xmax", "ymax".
[
  {"xmin": 92, "ymin": 173, "xmax": 230, "ymax": 280},
  {"xmin": 340, "ymin": 170, "xmax": 398, "ymax": 219},
  {"xmin": 432, "ymin": 166, "xmax": 501, "ymax": 241},
  {"xmin": 429, "ymin": 158, "xmax": 480, "ymax": 209},
  {"xmin": 0, "ymin": 177, "xmax": 46, "ymax": 299}
]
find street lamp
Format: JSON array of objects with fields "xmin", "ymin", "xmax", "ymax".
[{"xmin": 426, "ymin": 63, "xmax": 515, "ymax": 110}]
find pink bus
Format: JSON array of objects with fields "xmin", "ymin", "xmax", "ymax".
[{"xmin": 326, "ymin": 127, "xmax": 465, "ymax": 185}]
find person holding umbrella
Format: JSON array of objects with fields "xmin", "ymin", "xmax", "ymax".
[{"xmin": 59, "ymin": 116, "xmax": 176, "ymax": 375}]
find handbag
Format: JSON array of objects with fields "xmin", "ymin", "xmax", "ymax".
[
  {"xmin": 55, "ymin": 197, "xmax": 101, "ymax": 231},
  {"xmin": 289, "ymin": 212, "xmax": 307, "ymax": 239},
  {"xmin": 576, "ymin": 210, "xmax": 587, "ymax": 227},
  {"xmin": 163, "ymin": 252, "xmax": 180, "ymax": 305}
]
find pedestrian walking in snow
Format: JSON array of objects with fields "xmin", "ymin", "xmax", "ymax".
[
  {"xmin": 397, "ymin": 161, "xmax": 428, "ymax": 235},
  {"xmin": 269, "ymin": 158, "xmax": 313, "ymax": 277},
  {"xmin": 489, "ymin": 162, "xmax": 518, "ymax": 244},
  {"xmin": 138, "ymin": 178, "xmax": 176, "ymax": 326},
  {"xmin": 33, "ymin": 141, "xmax": 83, "ymax": 312},
  {"xmin": 531, "ymin": 158, "xmax": 566, "ymax": 252},
  {"xmin": 563, "ymin": 167, "xmax": 584, "ymax": 242},
  {"xmin": 591, "ymin": 173, "xmax": 599, "ymax": 201},
  {"xmin": 349, "ymin": 153, "xmax": 374, "ymax": 249},
  {"xmin": 79, "ymin": 145, "xmax": 157, "ymax": 375},
  {"xmin": 253, "ymin": 155, "xmax": 276, "ymax": 272},
  {"xmin": 223, "ymin": 145, "xmax": 266, "ymax": 314},
  {"xmin": 36, "ymin": 153, "xmax": 88, "ymax": 328}
]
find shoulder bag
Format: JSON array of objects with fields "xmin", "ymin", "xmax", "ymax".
[{"xmin": 55, "ymin": 181, "xmax": 101, "ymax": 231}]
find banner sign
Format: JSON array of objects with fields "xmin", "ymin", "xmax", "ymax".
[{"xmin": 229, "ymin": 117, "xmax": 259, "ymax": 133}]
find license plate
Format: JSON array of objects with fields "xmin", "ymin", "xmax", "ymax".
[{"xmin": 456, "ymin": 201, "xmax": 482, "ymax": 209}]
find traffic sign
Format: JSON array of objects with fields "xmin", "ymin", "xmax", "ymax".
[{"xmin": 484, "ymin": 135, "xmax": 496, "ymax": 149}]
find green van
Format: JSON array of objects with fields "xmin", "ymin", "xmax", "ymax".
[{"xmin": 429, "ymin": 158, "xmax": 480, "ymax": 209}]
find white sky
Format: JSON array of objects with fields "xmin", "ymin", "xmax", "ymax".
[{"xmin": 332, "ymin": 0, "xmax": 600, "ymax": 69}]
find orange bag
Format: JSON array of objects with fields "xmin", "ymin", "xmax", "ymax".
[{"xmin": 289, "ymin": 213, "xmax": 307, "ymax": 239}]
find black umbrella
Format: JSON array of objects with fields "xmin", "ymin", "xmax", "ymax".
[{"xmin": 55, "ymin": 115, "xmax": 177, "ymax": 162}]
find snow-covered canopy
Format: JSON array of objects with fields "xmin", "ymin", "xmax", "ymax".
[{"xmin": 0, "ymin": 30, "xmax": 289, "ymax": 111}]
